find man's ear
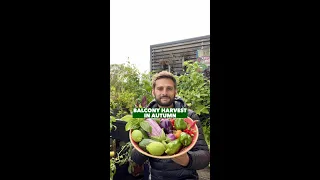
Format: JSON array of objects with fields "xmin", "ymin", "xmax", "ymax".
[{"xmin": 152, "ymin": 89, "xmax": 155, "ymax": 97}]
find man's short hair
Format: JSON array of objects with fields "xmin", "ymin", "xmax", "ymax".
[{"xmin": 152, "ymin": 71, "xmax": 177, "ymax": 89}]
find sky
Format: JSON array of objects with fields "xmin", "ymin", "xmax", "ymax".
[{"xmin": 110, "ymin": 0, "xmax": 210, "ymax": 74}]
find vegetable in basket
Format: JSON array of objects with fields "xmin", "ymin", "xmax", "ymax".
[
  {"xmin": 174, "ymin": 118, "xmax": 187, "ymax": 130},
  {"xmin": 159, "ymin": 118, "xmax": 173, "ymax": 134},
  {"xmin": 132, "ymin": 130, "xmax": 143, "ymax": 143},
  {"xmin": 139, "ymin": 139, "xmax": 156, "ymax": 151},
  {"xmin": 139, "ymin": 127, "xmax": 149, "ymax": 139},
  {"xmin": 146, "ymin": 141, "xmax": 166, "ymax": 156},
  {"xmin": 150, "ymin": 129, "xmax": 171, "ymax": 150},
  {"xmin": 166, "ymin": 133, "xmax": 176, "ymax": 141},
  {"xmin": 179, "ymin": 132, "xmax": 192, "ymax": 146},
  {"xmin": 145, "ymin": 118, "xmax": 171, "ymax": 143},
  {"xmin": 165, "ymin": 139, "xmax": 182, "ymax": 155},
  {"xmin": 174, "ymin": 130, "xmax": 182, "ymax": 139},
  {"xmin": 183, "ymin": 120, "xmax": 197, "ymax": 137},
  {"xmin": 145, "ymin": 118, "xmax": 162, "ymax": 137}
]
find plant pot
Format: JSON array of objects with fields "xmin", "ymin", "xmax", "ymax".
[
  {"xmin": 110, "ymin": 120, "xmax": 130, "ymax": 142},
  {"xmin": 113, "ymin": 163, "xmax": 129, "ymax": 179},
  {"xmin": 113, "ymin": 162, "xmax": 143, "ymax": 180}
]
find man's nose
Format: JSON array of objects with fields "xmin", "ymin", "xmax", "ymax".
[{"xmin": 162, "ymin": 89, "xmax": 169, "ymax": 96}]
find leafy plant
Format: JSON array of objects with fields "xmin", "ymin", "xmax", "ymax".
[
  {"xmin": 121, "ymin": 114, "xmax": 151, "ymax": 133},
  {"xmin": 110, "ymin": 116, "xmax": 117, "ymax": 132},
  {"xmin": 177, "ymin": 61, "xmax": 211, "ymax": 168},
  {"xmin": 110, "ymin": 158, "xmax": 116, "ymax": 180},
  {"xmin": 176, "ymin": 61, "xmax": 210, "ymax": 116},
  {"xmin": 135, "ymin": 96, "xmax": 148, "ymax": 108},
  {"xmin": 113, "ymin": 142, "xmax": 132, "ymax": 166},
  {"xmin": 110, "ymin": 60, "xmax": 211, "ymax": 171},
  {"xmin": 136, "ymin": 72, "xmax": 154, "ymax": 106},
  {"xmin": 202, "ymin": 118, "xmax": 210, "ymax": 168},
  {"xmin": 202, "ymin": 118, "xmax": 210, "ymax": 146},
  {"xmin": 110, "ymin": 62, "xmax": 154, "ymax": 119},
  {"xmin": 110, "ymin": 142, "xmax": 133, "ymax": 179}
]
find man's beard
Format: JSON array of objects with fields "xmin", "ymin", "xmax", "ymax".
[{"xmin": 155, "ymin": 96, "xmax": 175, "ymax": 107}]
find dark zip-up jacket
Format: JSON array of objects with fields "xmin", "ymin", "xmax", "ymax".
[{"xmin": 131, "ymin": 97, "xmax": 210, "ymax": 180}]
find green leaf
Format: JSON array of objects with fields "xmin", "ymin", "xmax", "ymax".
[
  {"xmin": 150, "ymin": 136, "xmax": 162, "ymax": 142},
  {"xmin": 160, "ymin": 129, "xmax": 166, "ymax": 141},
  {"xmin": 194, "ymin": 104, "xmax": 206, "ymax": 115},
  {"xmin": 126, "ymin": 118, "xmax": 143, "ymax": 130},
  {"xmin": 201, "ymin": 107, "xmax": 209, "ymax": 114},
  {"xmin": 131, "ymin": 124, "xmax": 140, "ymax": 130},
  {"xmin": 121, "ymin": 115, "xmax": 133, "ymax": 122},
  {"xmin": 125, "ymin": 121, "xmax": 133, "ymax": 131},
  {"xmin": 110, "ymin": 116, "xmax": 116, "ymax": 122},
  {"xmin": 154, "ymin": 118, "xmax": 161, "ymax": 124},
  {"xmin": 140, "ymin": 121, "xmax": 152, "ymax": 133}
]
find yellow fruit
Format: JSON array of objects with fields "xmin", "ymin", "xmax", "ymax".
[
  {"xmin": 132, "ymin": 130, "xmax": 143, "ymax": 142},
  {"xmin": 146, "ymin": 142, "xmax": 166, "ymax": 156},
  {"xmin": 110, "ymin": 151, "xmax": 115, "ymax": 157}
]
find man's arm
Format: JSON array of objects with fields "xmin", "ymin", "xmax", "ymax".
[{"xmin": 185, "ymin": 111, "xmax": 210, "ymax": 170}]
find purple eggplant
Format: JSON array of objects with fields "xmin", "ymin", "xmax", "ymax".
[
  {"xmin": 159, "ymin": 118, "xmax": 173, "ymax": 134},
  {"xmin": 167, "ymin": 133, "xmax": 176, "ymax": 141}
]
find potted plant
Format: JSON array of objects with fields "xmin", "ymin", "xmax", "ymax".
[{"xmin": 110, "ymin": 142, "xmax": 133, "ymax": 179}]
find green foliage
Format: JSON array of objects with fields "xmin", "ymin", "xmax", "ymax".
[
  {"xmin": 121, "ymin": 114, "xmax": 149, "ymax": 132},
  {"xmin": 202, "ymin": 118, "xmax": 210, "ymax": 168},
  {"xmin": 110, "ymin": 142, "xmax": 133, "ymax": 179},
  {"xmin": 110, "ymin": 60, "xmax": 211, "ymax": 169},
  {"xmin": 110, "ymin": 158, "xmax": 116, "ymax": 180},
  {"xmin": 175, "ymin": 61, "xmax": 210, "ymax": 116},
  {"xmin": 110, "ymin": 62, "xmax": 154, "ymax": 119},
  {"xmin": 202, "ymin": 118, "xmax": 210, "ymax": 146},
  {"xmin": 176, "ymin": 61, "xmax": 211, "ymax": 169},
  {"xmin": 113, "ymin": 142, "xmax": 132, "ymax": 166},
  {"xmin": 110, "ymin": 116, "xmax": 117, "ymax": 132},
  {"xmin": 137, "ymin": 72, "xmax": 154, "ymax": 104},
  {"xmin": 140, "ymin": 121, "xmax": 152, "ymax": 133}
]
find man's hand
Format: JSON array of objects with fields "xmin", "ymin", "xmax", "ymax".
[{"xmin": 171, "ymin": 153, "xmax": 190, "ymax": 166}]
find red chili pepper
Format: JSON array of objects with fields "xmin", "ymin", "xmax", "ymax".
[
  {"xmin": 184, "ymin": 118, "xmax": 189, "ymax": 123},
  {"xmin": 183, "ymin": 129, "xmax": 195, "ymax": 136},
  {"xmin": 190, "ymin": 121, "xmax": 197, "ymax": 129},
  {"xmin": 183, "ymin": 129, "xmax": 188, "ymax": 133},
  {"xmin": 170, "ymin": 119, "xmax": 175, "ymax": 126}
]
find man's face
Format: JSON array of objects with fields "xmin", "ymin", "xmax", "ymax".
[{"xmin": 152, "ymin": 78, "xmax": 177, "ymax": 107}]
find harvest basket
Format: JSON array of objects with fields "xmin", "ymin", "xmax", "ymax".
[{"xmin": 129, "ymin": 117, "xmax": 199, "ymax": 159}]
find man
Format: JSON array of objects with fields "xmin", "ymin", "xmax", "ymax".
[{"xmin": 131, "ymin": 71, "xmax": 210, "ymax": 180}]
